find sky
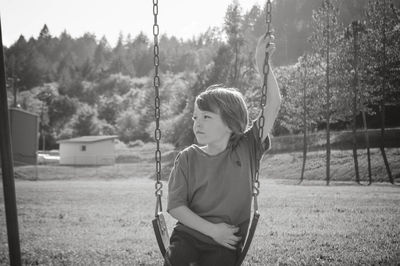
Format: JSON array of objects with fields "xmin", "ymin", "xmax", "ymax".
[{"xmin": 1, "ymin": 0, "xmax": 264, "ymax": 47}]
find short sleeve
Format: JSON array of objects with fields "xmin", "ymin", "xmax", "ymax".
[{"xmin": 167, "ymin": 152, "xmax": 189, "ymax": 212}]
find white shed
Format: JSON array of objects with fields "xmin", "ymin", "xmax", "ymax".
[{"xmin": 57, "ymin": 135, "xmax": 118, "ymax": 165}]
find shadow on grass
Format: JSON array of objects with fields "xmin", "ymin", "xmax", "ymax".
[{"xmin": 274, "ymin": 178, "xmax": 400, "ymax": 187}]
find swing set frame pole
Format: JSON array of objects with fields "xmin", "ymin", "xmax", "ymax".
[{"xmin": 0, "ymin": 17, "xmax": 22, "ymax": 266}]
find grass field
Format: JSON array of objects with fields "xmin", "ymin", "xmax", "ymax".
[
  {"xmin": 1, "ymin": 147, "xmax": 400, "ymax": 265},
  {"xmin": 12, "ymin": 147, "xmax": 400, "ymax": 182}
]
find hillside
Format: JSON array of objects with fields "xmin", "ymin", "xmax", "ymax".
[{"xmin": 11, "ymin": 143, "xmax": 400, "ymax": 184}]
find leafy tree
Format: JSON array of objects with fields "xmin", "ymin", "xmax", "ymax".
[
  {"xmin": 120, "ymin": 80, "xmax": 148, "ymax": 111},
  {"xmin": 35, "ymin": 84, "xmax": 58, "ymax": 150},
  {"xmin": 69, "ymin": 104, "xmax": 102, "ymax": 137},
  {"xmin": 297, "ymin": 54, "xmax": 325, "ymax": 182},
  {"xmin": 341, "ymin": 20, "xmax": 373, "ymax": 183},
  {"xmin": 95, "ymin": 73, "xmax": 137, "ymax": 98},
  {"xmin": 116, "ymin": 108, "xmax": 146, "ymax": 142},
  {"xmin": 206, "ymin": 44, "xmax": 233, "ymax": 85},
  {"xmin": 273, "ymin": 53, "xmax": 324, "ymax": 136},
  {"xmin": 48, "ymin": 95, "xmax": 79, "ymax": 130},
  {"xmin": 273, "ymin": 64, "xmax": 298, "ymax": 134},
  {"xmin": 154, "ymin": 107, "xmax": 195, "ymax": 147},
  {"xmin": 224, "ymin": 1, "xmax": 245, "ymax": 86},
  {"xmin": 98, "ymin": 120, "xmax": 116, "ymax": 135},
  {"xmin": 363, "ymin": 0, "xmax": 400, "ymax": 183},
  {"xmin": 97, "ymin": 94, "xmax": 123, "ymax": 125},
  {"xmin": 310, "ymin": 0, "xmax": 342, "ymax": 184},
  {"xmin": 195, "ymin": 27, "xmax": 223, "ymax": 68},
  {"xmin": 18, "ymin": 90, "xmax": 42, "ymax": 115},
  {"xmin": 79, "ymin": 81, "xmax": 98, "ymax": 105},
  {"xmin": 271, "ymin": 0, "xmax": 322, "ymax": 66},
  {"xmin": 4, "ymin": 0, "xmax": 400, "ymax": 156}
]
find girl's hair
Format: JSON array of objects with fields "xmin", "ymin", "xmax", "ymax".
[{"xmin": 195, "ymin": 84, "xmax": 249, "ymax": 144}]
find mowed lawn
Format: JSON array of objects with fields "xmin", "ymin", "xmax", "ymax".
[
  {"xmin": 1, "ymin": 179, "xmax": 399, "ymax": 265},
  {"xmin": 1, "ymin": 148, "xmax": 400, "ymax": 265}
]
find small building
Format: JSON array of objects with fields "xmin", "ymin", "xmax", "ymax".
[
  {"xmin": 57, "ymin": 135, "xmax": 118, "ymax": 165},
  {"xmin": 9, "ymin": 108, "xmax": 39, "ymax": 165}
]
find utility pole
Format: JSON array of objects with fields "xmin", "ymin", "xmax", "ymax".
[
  {"xmin": 37, "ymin": 90, "xmax": 50, "ymax": 151},
  {"xmin": 12, "ymin": 76, "xmax": 19, "ymax": 108}
]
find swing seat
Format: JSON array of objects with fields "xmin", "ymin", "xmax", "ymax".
[
  {"xmin": 235, "ymin": 211, "xmax": 260, "ymax": 266},
  {"xmin": 152, "ymin": 210, "xmax": 259, "ymax": 265},
  {"xmin": 189, "ymin": 211, "xmax": 260, "ymax": 266},
  {"xmin": 152, "ymin": 212, "xmax": 170, "ymax": 257}
]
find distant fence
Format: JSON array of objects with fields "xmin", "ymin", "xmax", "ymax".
[
  {"xmin": 7, "ymin": 160, "xmax": 154, "ymax": 181},
  {"xmin": 270, "ymin": 128, "xmax": 400, "ymax": 153},
  {"xmin": 0, "ymin": 150, "xmax": 164, "ymax": 180}
]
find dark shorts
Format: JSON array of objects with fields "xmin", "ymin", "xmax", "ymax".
[{"xmin": 164, "ymin": 229, "xmax": 238, "ymax": 266}]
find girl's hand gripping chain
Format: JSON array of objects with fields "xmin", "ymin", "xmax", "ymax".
[
  {"xmin": 254, "ymin": 32, "xmax": 281, "ymax": 141},
  {"xmin": 255, "ymin": 33, "xmax": 276, "ymax": 75}
]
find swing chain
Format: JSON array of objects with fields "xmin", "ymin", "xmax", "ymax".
[
  {"xmin": 254, "ymin": 0, "xmax": 272, "ymax": 198},
  {"xmin": 153, "ymin": 0, "xmax": 163, "ymax": 199},
  {"xmin": 266, "ymin": 0, "xmax": 272, "ymax": 32}
]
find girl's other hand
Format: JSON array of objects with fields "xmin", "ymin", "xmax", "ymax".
[
  {"xmin": 256, "ymin": 33, "xmax": 276, "ymax": 65},
  {"xmin": 259, "ymin": 33, "xmax": 276, "ymax": 54},
  {"xmin": 210, "ymin": 223, "xmax": 241, "ymax": 250}
]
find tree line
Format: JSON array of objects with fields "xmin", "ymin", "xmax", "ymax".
[
  {"xmin": 3, "ymin": 0, "xmax": 400, "ymax": 182},
  {"xmin": 285, "ymin": 0, "xmax": 399, "ymax": 184}
]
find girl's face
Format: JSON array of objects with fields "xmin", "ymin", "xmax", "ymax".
[{"xmin": 192, "ymin": 103, "xmax": 231, "ymax": 146}]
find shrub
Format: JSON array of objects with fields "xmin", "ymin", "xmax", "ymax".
[{"xmin": 128, "ymin": 140, "xmax": 145, "ymax": 148}]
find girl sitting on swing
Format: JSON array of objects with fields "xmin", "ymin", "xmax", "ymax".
[{"xmin": 165, "ymin": 33, "xmax": 281, "ymax": 266}]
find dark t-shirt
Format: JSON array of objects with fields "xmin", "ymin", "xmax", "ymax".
[{"xmin": 167, "ymin": 122, "xmax": 270, "ymax": 245}]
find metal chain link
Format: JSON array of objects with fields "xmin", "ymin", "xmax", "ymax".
[
  {"xmin": 153, "ymin": 0, "xmax": 163, "ymax": 207},
  {"xmin": 254, "ymin": 0, "xmax": 272, "ymax": 198}
]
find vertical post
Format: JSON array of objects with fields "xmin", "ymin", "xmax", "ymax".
[
  {"xmin": 41, "ymin": 101, "xmax": 45, "ymax": 151},
  {"xmin": 300, "ymin": 62, "xmax": 308, "ymax": 183},
  {"xmin": 352, "ymin": 21, "xmax": 360, "ymax": 184},
  {"xmin": 325, "ymin": 0, "xmax": 331, "ymax": 185},
  {"xmin": 12, "ymin": 77, "xmax": 16, "ymax": 107},
  {"xmin": 0, "ymin": 18, "xmax": 22, "ymax": 266}
]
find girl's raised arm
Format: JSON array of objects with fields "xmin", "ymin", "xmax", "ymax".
[{"xmin": 255, "ymin": 34, "xmax": 281, "ymax": 142}]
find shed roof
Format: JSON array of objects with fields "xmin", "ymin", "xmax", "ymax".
[
  {"xmin": 9, "ymin": 107, "xmax": 39, "ymax": 117},
  {"xmin": 57, "ymin": 135, "xmax": 118, "ymax": 144}
]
